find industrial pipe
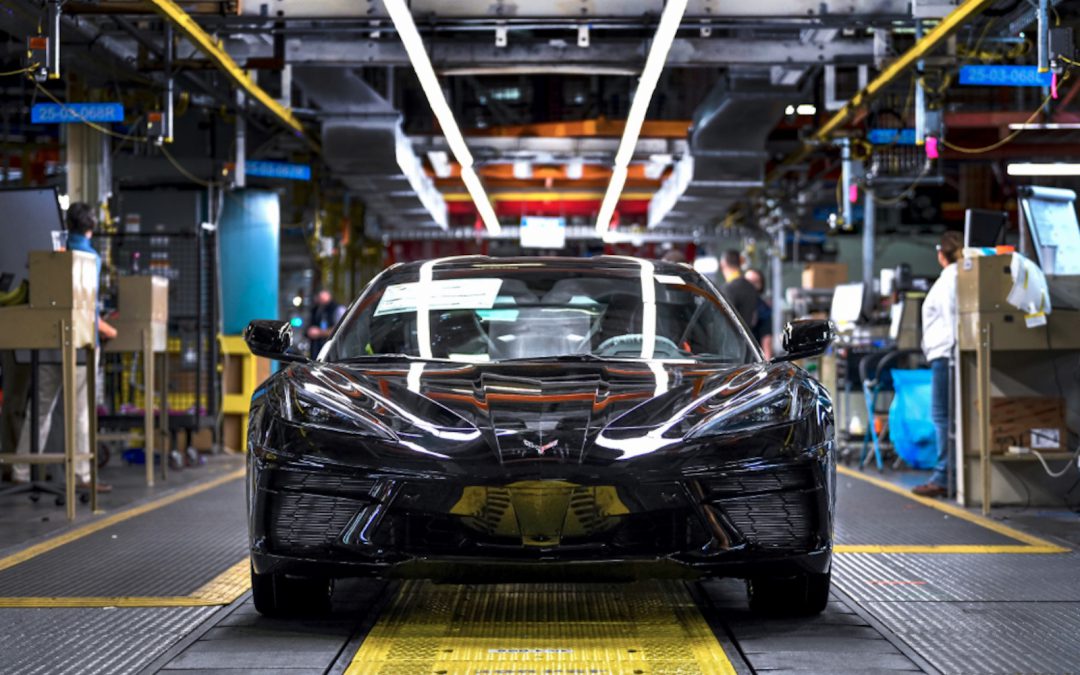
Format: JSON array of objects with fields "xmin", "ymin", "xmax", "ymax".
[{"xmin": 1037, "ymin": 0, "xmax": 1049, "ymax": 73}]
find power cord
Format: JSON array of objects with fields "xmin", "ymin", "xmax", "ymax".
[{"xmin": 1031, "ymin": 445, "xmax": 1080, "ymax": 479}]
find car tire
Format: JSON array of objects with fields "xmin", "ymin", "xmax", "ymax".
[
  {"xmin": 747, "ymin": 570, "xmax": 831, "ymax": 616},
  {"xmin": 251, "ymin": 565, "xmax": 333, "ymax": 616}
]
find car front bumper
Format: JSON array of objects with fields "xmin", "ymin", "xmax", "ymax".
[{"xmin": 248, "ymin": 447, "xmax": 834, "ymax": 582}]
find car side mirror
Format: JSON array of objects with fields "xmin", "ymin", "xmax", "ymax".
[
  {"xmin": 773, "ymin": 319, "xmax": 835, "ymax": 362},
  {"xmin": 244, "ymin": 320, "xmax": 308, "ymax": 363}
]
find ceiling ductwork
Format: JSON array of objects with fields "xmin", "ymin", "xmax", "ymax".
[
  {"xmin": 294, "ymin": 67, "xmax": 447, "ymax": 230},
  {"xmin": 649, "ymin": 78, "xmax": 790, "ymax": 229}
]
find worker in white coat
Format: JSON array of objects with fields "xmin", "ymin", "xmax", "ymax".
[{"xmin": 912, "ymin": 231, "xmax": 962, "ymax": 498}]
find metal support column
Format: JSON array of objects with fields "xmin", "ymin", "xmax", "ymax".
[
  {"xmin": 1037, "ymin": 0, "xmax": 1049, "ymax": 72},
  {"xmin": 163, "ymin": 23, "xmax": 175, "ymax": 142},
  {"xmin": 235, "ymin": 92, "xmax": 246, "ymax": 188},
  {"xmin": 771, "ymin": 225, "xmax": 785, "ymax": 348},
  {"xmin": 914, "ymin": 20, "xmax": 926, "ymax": 144},
  {"xmin": 863, "ymin": 188, "xmax": 876, "ymax": 315},
  {"xmin": 840, "ymin": 139, "xmax": 853, "ymax": 230},
  {"xmin": 46, "ymin": 0, "xmax": 61, "ymax": 80}
]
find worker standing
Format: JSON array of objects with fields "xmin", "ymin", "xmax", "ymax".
[
  {"xmin": 306, "ymin": 289, "xmax": 346, "ymax": 358},
  {"xmin": 718, "ymin": 249, "xmax": 758, "ymax": 329},
  {"xmin": 744, "ymin": 268, "xmax": 774, "ymax": 360},
  {"xmin": 912, "ymin": 231, "xmax": 962, "ymax": 498},
  {"xmin": 11, "ymin": 203, "xmax": 117, "ymax": 493}
]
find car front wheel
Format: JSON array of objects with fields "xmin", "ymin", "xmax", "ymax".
[
  {"xmin": 747, "ymin": 570, "xmax": 830, "ymax": 616},
  {"xmin": 251, "ymin": 565, "xmax": 333, "ymax": 616}
]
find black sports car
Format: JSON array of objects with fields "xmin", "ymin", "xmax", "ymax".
[{"xmin": 244, "ymin": 256, "xmax": 836, "ymax": 616}]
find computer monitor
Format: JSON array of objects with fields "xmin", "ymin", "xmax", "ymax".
[
  {"xmin": 964, "ymin": 209, "xmax": 1007, "ymax": 248},
  {"xmin": 0, "ymin": 187, "xmax": 64, "ymax": 291},
  {"xmin": 829, "ymin": 283, "xmax": 865, "ymax": 326}
]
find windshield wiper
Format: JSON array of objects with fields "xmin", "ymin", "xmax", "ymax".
[
  {"xmin": 332, "ymin": 354, "xmax": 447, "ymax": 364},
  {"xmin": 498, "ymin": 353, "xmax": 615, "ymax": 363}
]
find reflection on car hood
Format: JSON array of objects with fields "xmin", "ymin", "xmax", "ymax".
[{"xmin": 268, "ymin": 358, "xmax": 819, "ymax": 465}]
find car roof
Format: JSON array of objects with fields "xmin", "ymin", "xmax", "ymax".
[{"xmin": 386, "ymin": 255, "xmax": 698, "ymax": 277}]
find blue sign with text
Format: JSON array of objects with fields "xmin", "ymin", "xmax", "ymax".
[
  {"xmin": 959, "ymin": 65, "xmax": 1053, "ymax": 87},
  {"xmin": 31, "ymin": 102, "xmax": 125, "ymax": 124},
  {"xmin": 868, "ymin": 128, "xmax": 917, "ymax": 145},
  {"xmin": 246, "ymin": 160, "xmax": 312, "ymax": 181}
]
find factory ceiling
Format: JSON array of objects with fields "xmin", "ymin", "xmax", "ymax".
[{"xmin": 0, "ymin": 0, "xmax": 1074, "ymax": 237}]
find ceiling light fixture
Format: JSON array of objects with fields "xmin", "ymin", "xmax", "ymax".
[
  {"xmin": 594, "ymin": 0, "xmax": 688, "ymax": 236},
  {"xmin": 566, "ymin": 158, "xmax": 585, "ymax": 180},
  {"xmin": 1006, "ymin": 162, "xmax": 1080, "ymax": 176},
  {"xmin": 384, "ymin": 0, "xmax": 500, "ymax": 234},
  {"xmin": 512, "ymin": 160, "xmax": 533, "ymax": 179},
  {"xmin": 427, "ymin": 150, "xmax": 453, "ymax": 178}
]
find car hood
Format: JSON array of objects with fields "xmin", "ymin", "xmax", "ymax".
[{"xmin": 267, "ymin": 358, "xmax": 817, "ymax": 466}]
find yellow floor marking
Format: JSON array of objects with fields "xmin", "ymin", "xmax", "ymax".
[
  {"xmin": 837, "ymin": 465, "xmax": 1069, "ymax": 553},
  {"xmin": 835, "ymin": 544, "xmax": 1065, "ymax": 554},
  {"xmin": 0, "ymin": 558, "xmax": 251, "ymax": 608},
  {"xmin": 347, "ymin": 580, "xmax": 736, "ymax": 675},
  {"xmin": 189, "ymin": 558, "xmax": 253, "ymax": 603},
  {"xmin": 0, "ymin": 468, "xmax": 245, "ymax": 574}
]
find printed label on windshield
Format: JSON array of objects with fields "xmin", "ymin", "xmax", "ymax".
[{"xmin": 374, "ymin": 278, "xmax": 504, "ymax": 316}]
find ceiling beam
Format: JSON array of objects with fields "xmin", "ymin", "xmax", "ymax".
[
  {"xmin": 146, "ymin": 0, "xmax": 313, "ymax": 144},
  {"xmin": 284, "ymin": 37, "xmax": 875, "ymax": 68},
  {"xmin": 241, "ymin": 0, "xmax": 909, "ymax": 20}
]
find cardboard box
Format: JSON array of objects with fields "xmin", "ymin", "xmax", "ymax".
[
  {"xmin": 990, "ymin": 397, "xmax": 1066, "ymax": 453},
  {"xmin": 223, "ymin": 415, "xmax": 243, "ymax": 453},
  {"xmin": 116, "ymin": 275, "xmax": 169, "ymax": 323},
  {"xmin": 189, "ymin": 427, "xmax": 216, "ymax": 452},
  {"xmin": 802, "ymin": 262, "xmax": 848, "ymax": 290},
  {"xmin": 957, "ymin": 255, "xmax": 1014, "ymax": 313}
]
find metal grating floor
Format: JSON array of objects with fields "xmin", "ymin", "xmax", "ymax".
[
  {"xmin": 831, "ymin": 468, "xmax": 1080, "ymax": 674},
  {"xmin": 834, "ymin": 474, "xmax": 1018, "ymax": 547},
  {"xmin": 346, "ymin": 581, "xmax": 737, "ymax": 674},
  {"xmin": 861, "ymin": 600, "xmax": 1080, "ymax": 674},
  {"xmin": 0, "ymin": 606, "xmax": 216, "ymax": 675},
  {"xmin": 0, "ymin": 479, "xmax": 247, "ymax": 599}
]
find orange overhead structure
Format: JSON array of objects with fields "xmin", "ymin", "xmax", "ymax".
[
  {"xmin": 467, "ymin": 118, "xmax": 691, "ymax": 139},
  {"xmin": 441, "ymin": 190, "xmax": 656, "ymax": 203}
]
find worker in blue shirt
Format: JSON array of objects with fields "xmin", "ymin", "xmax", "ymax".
[{"xmin": 12, "ymin": 202, "xmax": 117, "ymax": 493}]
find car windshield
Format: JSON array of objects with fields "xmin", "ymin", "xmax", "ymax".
[{"xmin": 323, "ymin": 260, "xmax": 759, "ymax": 364}]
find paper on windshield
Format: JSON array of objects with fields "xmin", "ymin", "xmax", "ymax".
[{"xmin": 375, "ymin": 278, "xmax": 504, "ymax": 316}]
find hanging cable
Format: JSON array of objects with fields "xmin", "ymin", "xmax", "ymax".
[
  {"xmin": 0, "ymin": 64, "xmax": 38, "ymax": 77},
  {"xmin": 160, "ymin": 144, "xmax": 219, "ymax": 188},
  {"xmin": 1031, "ymin": 446, "xmax": 1080, "ymax": 479},
  {"xmin": 941, "ymin": 88, "xmax": 1057, "ymax": 154},
  {"xmin": 873, "ymin": 162, "xmax": 932, "ymax": 206}
]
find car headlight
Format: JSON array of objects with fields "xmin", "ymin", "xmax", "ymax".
[
  {"xmin": 686, "ymin": 385, "xmax": 802, "ymax": 439},
  {"xmin": 281, "ymin": 386, "xmax": 397, "ymax": 441}
]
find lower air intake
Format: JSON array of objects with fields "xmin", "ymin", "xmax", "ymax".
[
  {"xmin": 269, "ymin": 492, "xmax": 360, "ymax": 551},
  {"xmin": 722, "ymin": 491, "xmax": 816, "ymax": 549}
]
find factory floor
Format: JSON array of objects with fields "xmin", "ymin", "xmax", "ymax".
[{"xmin": 0, "ymin": 458, "xmax": 1076, "ymax": 674}]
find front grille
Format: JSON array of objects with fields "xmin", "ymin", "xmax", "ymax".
[
  {"xmin": 382, "ymin": 508, "xmax": 704, "ymax": 558},
  {"xmin": 698, "ymin": 463, "xmax": 813, "ymax": 499},
  {"xmin": 721, "ymin": 491, "xmax": 816, "ymax": 549},
  {"xmin": 269, "ymin": 492, "xmax": 361, "ymax": 551},
  {"xmin": 270, "ymin": 469, "xmax": 377, "ymax": 496},
  {"xmin": 267, "ymin": 469, "xmax": 376, "ymax": 551}
]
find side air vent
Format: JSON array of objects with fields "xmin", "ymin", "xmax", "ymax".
[
  {"xmin": 722, "ymin": 491, "xmax": 816, "ymax": 549},
  {"xmin": 269, "ymin": 492, "xmax": 360, "ymax": 551}
]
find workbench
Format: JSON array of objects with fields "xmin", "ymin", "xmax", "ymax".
[
  {"xmin": 956, "ymin": 255, "xmax": 1080, "ymax": 514},
  {"xmin": 0, "ymin": 251, "xmax": 99, "ymax": 520},
  {"xmin": 103, "ymin": 275, "xmax": 170, "ymax": 485}
]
